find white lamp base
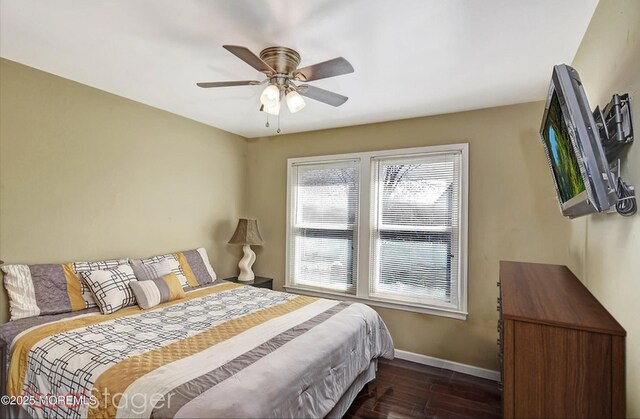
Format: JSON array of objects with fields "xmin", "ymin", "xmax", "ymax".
[{"xmin": 237, "ymin": 244, "xmax": 256, "ymax": 281}]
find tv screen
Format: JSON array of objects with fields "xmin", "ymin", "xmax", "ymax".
[
  {"xmin": 541, "ymin": 90, "xmax": 586, "ymax": 203},
  {"xmin": 539, "ymin": 64, "xmax": 617, "ymax": 218}
]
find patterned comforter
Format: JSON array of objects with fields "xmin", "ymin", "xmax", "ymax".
[{"xmin": 2, "ymin": 282, "xmax": 394, "ymax": 418}]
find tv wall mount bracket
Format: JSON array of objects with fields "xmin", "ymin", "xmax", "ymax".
[{"xmin": 593, "ymin": 93, "xmax": 636, "ymax": 216}]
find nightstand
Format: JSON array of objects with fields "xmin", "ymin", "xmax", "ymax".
[{"xmin": 225, "ymin": 276, "xmax": 273, "ymax": 290}]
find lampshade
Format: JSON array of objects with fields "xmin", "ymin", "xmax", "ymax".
[
  {"xmin": 228, "ymin": 219, "xmax": 264, "ymax": 245},
  {"xmin": 286, "ymin": 90, "xmax": 306, "ymax": 113},
  {"xmin": 260, "ymin": 84, "xmax": 280, "ymax": 107},
  {"xmin": 263, "ymin": 100, "xmax": 281, "ymax": 116}
]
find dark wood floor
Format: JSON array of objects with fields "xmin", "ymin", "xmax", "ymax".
[{"xmin": 344, "ymin": 358, "xmax": 502, "ymax": 419}]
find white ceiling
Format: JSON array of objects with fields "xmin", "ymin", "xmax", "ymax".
[{"xmin": 0, "ymin": 0, "xmax": 598, "ymax": 138}]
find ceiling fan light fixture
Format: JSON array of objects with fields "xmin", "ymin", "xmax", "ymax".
[
  {"xmin": 286, "ymin": 90, "xmax": 306, "ymax": 113},
  {"xmin": 263, "ymin": 100, "xmax": 281, "ymax": 116},
  {"xmin": 198, "ymin": 45, "xmax": 353, "ymax": 131},
  {"xmin": 260, "ymin": 84, "xmax": 280, "ymax": 107}
]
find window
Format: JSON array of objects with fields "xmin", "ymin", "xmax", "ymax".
[
  {"xmin": 286, "ymin": 144, "xmax": 468, "ymax": 319},
  {"xmin": 288, "ymin": 160, "xmax": 359, "ymax": 294}
]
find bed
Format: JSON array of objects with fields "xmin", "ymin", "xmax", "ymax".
[{"xmin": 1, "ymin": 281, "xmax": 394, "ymax": 419}]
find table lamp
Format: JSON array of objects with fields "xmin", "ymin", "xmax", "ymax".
[{"xmin": 228, "ymin": 218, "xmax": 264, "ymax": 281}]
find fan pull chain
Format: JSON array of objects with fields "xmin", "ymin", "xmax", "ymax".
[
  {"xmin": 265, "ymin": 112, "xmax": 270, "ymax": 128},
  {"xmin": 277, "ymin": 111, "xmax": 281, "ymax": 134}
]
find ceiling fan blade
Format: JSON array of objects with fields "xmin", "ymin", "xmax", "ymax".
[
  {"xmin": 197, "ymin": 80, "xmax": 260, "ymax": 88},
  {"xmin": 223, "ymin": 45, "xmax": 275, "ymax": 75},
  {"xmin": 294, "ymin": 57, "xmax": 354, "ymax": 82},
  {"xmin": 297, "ymin": 85, "xmax": 348, "ymax": 107}
]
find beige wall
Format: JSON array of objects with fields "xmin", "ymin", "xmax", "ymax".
[
  {"xmin": 571, "ymin": 1, "xmax": 640, "ymax": 416},
  {"xmin": 0, "ymin": 59, "xmax": 248, "ymax": 323},
  {"xmin": 246, "ymin": 101, "xmax": 574, "ymax": 370}
]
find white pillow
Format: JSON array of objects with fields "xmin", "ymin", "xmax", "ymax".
[
  {"xmin": 195, "ymin": 248, "xmax": 217, "ymax": 282},
  {"xmin": 80, "ymin": 264, "xmax": 137, "ymax": 314}
]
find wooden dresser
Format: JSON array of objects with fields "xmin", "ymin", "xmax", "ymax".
[{"xmin": 498, "ymin": 261, "xmax": 626, "ymax": 418}]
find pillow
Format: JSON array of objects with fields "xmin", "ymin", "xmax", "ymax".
[
  {"xmin": 71, "ymin": 259, "xmax": 130, "ymax": 308},
  {"xmin": 131, "ymin": 248, "xmax": 216, "ymax": 289},
  {"xmin": 129, "ymin": 273, "xmax": 186, "ymax": 309},
  {"xmin": 130, "ymin": 258, "xmax": 175, "ymax": 281},
  {"xmin": 181, "ymin": 248, "xmax": 217, "ymax": 286},
  {"xmin": 80, "ymin": 264, "xmax": 137, "ymax": 315},
  {"xmin": 1, "ymin": 258, "xmax": 128, "ymax": 321},
  {"xmin": 131, "ymin": 253, "xmax": 189, "ymax": 288}
]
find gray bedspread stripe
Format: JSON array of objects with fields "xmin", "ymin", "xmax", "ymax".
[
  {"xmin": 0, "ymin": 308, "xmax": 101, "ymax": 348},
  {"xmin": 151, "ymin": 301, "xmax": 352, "ymax": 418}
]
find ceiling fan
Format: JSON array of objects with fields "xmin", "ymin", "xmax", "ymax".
[{"xmin": 197, "ymin": 45, "xmax": 354, "ymax": 116}]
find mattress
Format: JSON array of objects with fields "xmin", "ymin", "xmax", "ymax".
[{"xmin": 1, "ymin": 282, "xmax": 394, "ymax": 418}]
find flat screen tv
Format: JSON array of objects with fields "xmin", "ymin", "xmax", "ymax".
[{"xmin": 540, "ymin": 64, "xmax": 617, "ymax": 218}]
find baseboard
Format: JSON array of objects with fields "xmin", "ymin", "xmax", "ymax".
[{"xmin": 394, "ymin": 349, "xmax": 500, "ymax": 381}]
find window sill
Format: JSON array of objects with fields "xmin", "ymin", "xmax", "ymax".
[{"xmin": 284, "ymin": 285, "xmax": 468, "ymax": 320}]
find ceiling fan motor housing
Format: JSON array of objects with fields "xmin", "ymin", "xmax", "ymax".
[{"xmin": 259, "ymin": 46, "xmax": 301, "ymax": 75}]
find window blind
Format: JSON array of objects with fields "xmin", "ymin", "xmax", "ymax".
[
  {"xmin": 289, "ymin": 160, "xmax": 359, "ymax": 294},
  {"xmin": 370, "ymin": 151, "xmax": 461, "ymax": 307}
]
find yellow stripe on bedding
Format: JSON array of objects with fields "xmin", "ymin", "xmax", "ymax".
[
  {"xmin": 62, "ymin": 263, "xmax": 87, "ymax": 311},
  {"xmin": 163, "ymin": 273, "xmax": 186, "ymax": 300},
  {"xmin": 89, "ymin": 295, "xmax": 317, "ymax": 419},
  {"xmin": 175, "ymin": 252, "xmax": 200, "ymax": 288},
  {"xmin": 7, "ymin": 282, "xmax": 241, "ymax": 397}
]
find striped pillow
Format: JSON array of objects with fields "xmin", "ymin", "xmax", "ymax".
[
  {"xmin": 1, "ymin": 258, "xmax": 128, "ymax": 320},
  {"xmin": 129, "ymin": 273, "xmax": 186, "ymax": 309},
  {"xmin": 130, "ymin": 258, "xmax": 175, "ymax": 281},
  {"xmin": 80, "ymin": 264, "xmax": 137, "ymax": 315},
  {"xmin": 180, "ymin": 248, "xmax": 217, "ymax": 286},
  {"xmin": 131, "ymin": 248, "xmax": 216, "ymax": 289}
]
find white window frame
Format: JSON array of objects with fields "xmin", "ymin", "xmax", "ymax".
[
  {"xmin": 285, "ymin": 144, "xmax": 469, "ymax": 320},
  {"xmin": 288, "ymin": 158, "xmax": 360, "ymax": 294}
]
